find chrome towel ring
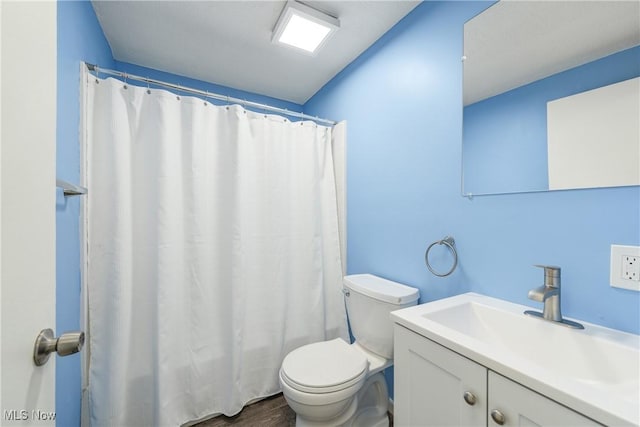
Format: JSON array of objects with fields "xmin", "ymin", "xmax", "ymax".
[{"xmin": 425, "ymin": 236, "xmax": 458, "ymax": 277}]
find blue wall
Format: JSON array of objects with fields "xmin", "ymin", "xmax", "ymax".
[
  {"xmin": 306, "ymin": 0, "xmax": 640, "ymax": 332},
  {"xmin": 464, "ymin": 46, "xmax": 640, "ymax": 194},
  {"xmin": 304, "ymin": 1, "xmax": 640, "ymax": 397},
  {"xmin": 114, "ymin": 62, "xmax": 302, "ymax": 113},
  {"xmin": 57, "ymin": 2, "xmax": 115, "ymax": 426}
]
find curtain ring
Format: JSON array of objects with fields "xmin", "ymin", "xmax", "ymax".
[{"xmin": 425, "ymin": 236, "xmax": 458, "ymax": 277}]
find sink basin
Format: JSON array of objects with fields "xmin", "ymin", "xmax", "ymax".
[
  {"xmin": 423, "ymin": 300, "xmax": 637, "ymax": 387},
  {"xmin": 391, "ymin": 293, "xmax": 640, "ymax": 426}
]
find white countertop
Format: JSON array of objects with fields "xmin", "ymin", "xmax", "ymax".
[{"xmin": 390, "ymin": 292, "xmax": 640, "ymax": 426}]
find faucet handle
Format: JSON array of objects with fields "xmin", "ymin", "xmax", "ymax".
[{"xmin": 534, "ymin": 264, "xmax": 561, "ymax": 287}]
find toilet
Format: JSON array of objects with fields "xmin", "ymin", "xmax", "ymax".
[{"xmin": 279, "ymin": 274, "xmax": 420, "ymax": 426}]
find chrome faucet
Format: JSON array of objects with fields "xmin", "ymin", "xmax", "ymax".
[
  {"xmin": 528, "ymin": 265, "xmax": 561, "ymax": 321},
  {"xmin": 524, "ymin": 265, "xmax": 584, "ymax": 329}
]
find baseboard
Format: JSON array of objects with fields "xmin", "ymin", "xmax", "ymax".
[{"xmin": 388, "ymin": 397, "xmax": 394, "ymax": 415}]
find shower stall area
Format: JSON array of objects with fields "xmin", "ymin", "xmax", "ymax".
[{"xmin": 80, "ymin": 65, "xmax": 347, "ymax": 426}]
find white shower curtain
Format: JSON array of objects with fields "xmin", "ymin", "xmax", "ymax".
[{"xmin": 84, "ymin": 75, "xmax": 348, "ymax": 426}]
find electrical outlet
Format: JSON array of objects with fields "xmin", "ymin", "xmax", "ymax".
[
  {"xmin": 611, "ymin": 245, "xmax": 640, "ymax": 291},
  {"xmin": 622, "ymin": 255, "xmax": 640, "ymax": 281}
]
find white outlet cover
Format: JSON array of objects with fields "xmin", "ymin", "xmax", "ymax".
[{"xmin": 610, "ymin": 244, "xmax": 640, "ymax": 291}]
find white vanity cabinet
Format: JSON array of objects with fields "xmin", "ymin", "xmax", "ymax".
[
  {"xmin": 394, "ymin": 324, "xmax": 486, "ymax": 426},
  {"xmin": 488, "ymin": 371, "xmax": 600, "ymax": 426},
  {"xmin": 394, "ymin": 325, "xmax": 601, "ymax": 426}
]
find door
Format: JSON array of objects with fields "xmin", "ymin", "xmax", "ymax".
[
  {"xmin": 1, "ymin": 1, "xmax": 57, "ymax": 425},
  {"xmin": 488, "ymin": 372, "xmax": 601, "ymax": 426},
  {"xmin": 394, "ymin": 325, "xmax": 487, "ymax": 426}
]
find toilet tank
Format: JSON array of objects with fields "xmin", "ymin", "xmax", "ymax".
[{"xmin": 344, "ymin": 274, "xmax": 419, "ymax": 359}]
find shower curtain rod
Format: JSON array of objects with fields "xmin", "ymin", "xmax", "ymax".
[{"xmin": 85, "ymin": 63, "xmax": 337, "ymax": 126}]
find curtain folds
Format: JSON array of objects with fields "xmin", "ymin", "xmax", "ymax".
[{"xmin": 85, "ymin": 76, "xmax": 347, "ymax": 426}]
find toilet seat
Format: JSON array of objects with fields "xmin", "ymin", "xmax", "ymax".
[{"xmin": 281, "ymin": 338, "xmax": 368, "ymax": 394}]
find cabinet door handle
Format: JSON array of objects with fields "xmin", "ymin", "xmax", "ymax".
[
  {"xmin": 463, "ymin": 391, "xmax": 476, "ymax": 406},
  {"xmin": 490, "ymin": 409, "xmax": 506, "ymax": 425}
]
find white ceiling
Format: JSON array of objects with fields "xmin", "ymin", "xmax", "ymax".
[
  {"xmin": 464, "ymin": 1, "xmax": 640, "ymax": 106},
  {"xmin": 92, "ymin": 1, "xmax": 420, "ymax": 105}
]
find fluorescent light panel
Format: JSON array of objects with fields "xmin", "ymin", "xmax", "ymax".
[{"xmin": 272, "ymin": 1, "xmax": 339, "ymax": 54}]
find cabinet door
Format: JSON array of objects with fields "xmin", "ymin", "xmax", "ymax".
[
  {"xmin": 488, "ymin": 372, "xmax": 601, "ymax": 426},
  {"xmin": 394, "ymin": 325, "xmax": 487, "ymax": 426}
]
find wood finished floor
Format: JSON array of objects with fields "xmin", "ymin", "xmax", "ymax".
[
  {"xmin": 193, "ymin": 393, "xmax": 394, "ymax": 426},
  {"xmin": 194, "ymin": 394, "xmax": 295, "ymax": 427}
]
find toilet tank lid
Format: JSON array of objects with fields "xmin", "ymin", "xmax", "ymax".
[{"xmin": 344, "ymin": 274, "xmax": 419, "ymax": 305}]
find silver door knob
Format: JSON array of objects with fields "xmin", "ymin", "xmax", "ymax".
[
  {"xmin": 463, "ymin": 391, "xmax": 477, "ymax": 406},
  {"xmin": 33, "ymin": 328, "xmax": 85, "ymax": 366},
  {"xmin": 491, "ymin": 409, "xmax": 506, "ymax": 425}
]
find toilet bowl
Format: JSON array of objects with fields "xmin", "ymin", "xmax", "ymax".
[
  {"xmin": 279, "ymin": 338, "xmax": 389, "ymax": 426},
  {"xmin": 280, "ymin": 274, "xmax": 420, "ymax": 426},
  {"xmin": 279, "ymin": 338, "xmax": 366, "ymax": 424}
]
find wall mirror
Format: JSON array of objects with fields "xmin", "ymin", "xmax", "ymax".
[{"xmin": 462, "ymin": 1, "xmax": 640, "ymax": 196}]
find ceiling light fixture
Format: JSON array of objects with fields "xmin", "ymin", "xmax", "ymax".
[{"xmin": 272, "ymin": 1, "xmax": 339, "ymax": 54}]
